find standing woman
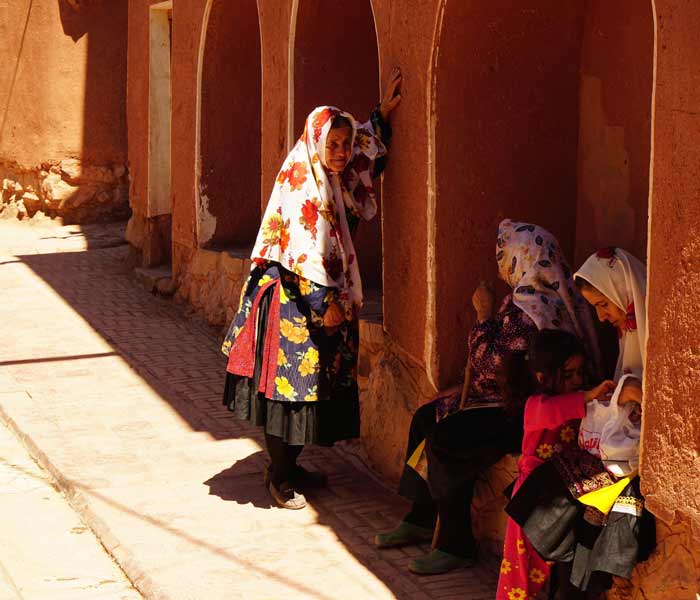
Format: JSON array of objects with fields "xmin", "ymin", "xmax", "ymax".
[{"xmin": 221, "ymin": 69, "xmax": 403, "ymax": 510}]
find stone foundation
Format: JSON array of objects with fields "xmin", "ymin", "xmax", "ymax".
[
  {"xmin": 0, "ymin": 160, "xmax": 129, "ymax": 224},
  {"xmin": 357, "ymin": 320, "xmax": 436, "ymax": 482},
  {"xmin": 606, "ymin": 516, "xmax": 700, "ymax": 600},
  {"xmin": 173, "ymin": 245, "xmax": 252, "ymax": 329},
  {"xmin": 125, "ymin": 213, "xmax": 172, "ymax": 268}
]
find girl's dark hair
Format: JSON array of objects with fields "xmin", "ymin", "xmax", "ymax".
[
  {"xmin": 331, "ymin": 115, "xmax": 352, "ymax": 130},
  {"xmin": 502, "ymin": 329, "xmax": 585, "ymax": 416},
  {"xmin": 574, "ymin": 276, "xmax": 595, "ymax": 292}
]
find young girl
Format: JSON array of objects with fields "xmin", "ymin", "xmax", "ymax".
[
  {"xmin": 504, "ymin": 248, "xmax": 655, "ymax": 597},
  {"xmin": 497, "ymin": 329, "xmax": 614, "ymax": 600}
]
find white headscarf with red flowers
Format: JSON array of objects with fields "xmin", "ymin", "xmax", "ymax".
[
  {"xmin": 575, "ymin": 248, "xmax": 647, "ymax": 379},
  {"xmin": 251, "ymin": 106, "xmax": 385, "ymax": 313}
]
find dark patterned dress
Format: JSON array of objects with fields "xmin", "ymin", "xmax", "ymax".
[
  {"xmin": 436, "ymin": 295, "xmax": 537, "ymax": 421},
  {"xmin": 506, "ymin": 446, "xmax": 656, "ymax": 594},
  {"xmin": 400, "ymin": 294, "xmax": 537, "ymax": 504}
]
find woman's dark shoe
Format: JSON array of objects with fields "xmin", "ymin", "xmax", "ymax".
[
  {"xmin": 264, "ymin": 465, "xmax": 307, "ymax": 509},
  {"xmin": 408, "ymin": 549, "xmax": 476, "ymax": 575},
  {"xmin": 264, "ymin": 464, "xmax": 327, "ymax": 490},
  {"xmin": 374, "ymin": 521, "xmax": 434, "ymax": 549},
  {"xmin": 267, "ymin": 479, "xmax": 307, "ymax": 510}
]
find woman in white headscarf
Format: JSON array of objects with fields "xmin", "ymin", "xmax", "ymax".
[
  {"xmin": 574, "ymin": 247, "xmax": 647, "ymax": 385},
  {"xmin": 506, "ymin": 247, "xmax": 655, "ymax": 597}
]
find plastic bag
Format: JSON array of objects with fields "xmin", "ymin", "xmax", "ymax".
[{"xmin": 578, "ymin": 374, "xmax": 641, "ymax": 477}]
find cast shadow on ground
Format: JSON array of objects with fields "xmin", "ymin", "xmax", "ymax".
[{"xmin": 204, "ymin": 451, "xmax": 275, "ymax": 510}]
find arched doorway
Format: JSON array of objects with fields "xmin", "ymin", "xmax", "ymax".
[
  {"xmin": 292, "ymin": 0, "xmax": 383, "ymax": 295},
  {"xmin": 432, "ymin": 1, "xmax": 653, "ymax": 383},
  {"xmin": 198, "ymin": 0, "xmax": 261, "ymax": 251}
]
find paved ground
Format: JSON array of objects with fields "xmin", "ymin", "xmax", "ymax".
[
  {"xmin": 0, "ymin": 417, "xmax": 141, "ymax": 599},
  {"xmin": 0, "ymin": 219, "xmax": 497, "ymax": 600}
]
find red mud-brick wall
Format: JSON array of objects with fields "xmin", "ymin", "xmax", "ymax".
[
  {"xmin": 370, "ymin": 0, "xmax": 433, "ymax": 370},
  {"xmin": 199, "ymin": 0, "xmax": 261, "ymax": 250},
  {"xmin": 0, "ymin": 1, "xmax": 126, "ymax": 166},
  {"xmin": 574, "ymin": 0, "xmax": 654, "ymax": 266},
  {"xmin": 125, "ymin": 0, "xmax": 151, "ymax": 226},
  {"xmin": 1, "ymin": 0, "xmax": 128, "ymax": 222},
  {"xmin": 634, "ymin": 1, "xmax": 700, "ymax": 597},
  {"xmin": 432, "ymin": 3, "xmax": 585, "ymax": 387},
  {"xmin": 355, "ymin": 0, "xmax": 437, "ymax": 481},
  {"xmin": 257, "ymin": 2, "xmax": 293, "ymax": 217},
  {"xmin": 170, "ymin": 0, "xmax": 206, "ymax": 262},
  {"xmin": 126, "ymin": 0, "xmax": 183, "ymax": 263}
]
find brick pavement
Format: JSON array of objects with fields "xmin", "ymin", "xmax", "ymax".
[{"xmin": 0, "ymin": 221, "xmax": 498, "ymax": 600}]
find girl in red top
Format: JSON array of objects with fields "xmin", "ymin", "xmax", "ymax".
[{"xmin": 497, "ymin": 329, "xmax": 614, "ymax": 600}]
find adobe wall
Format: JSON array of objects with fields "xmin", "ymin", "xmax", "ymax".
[
  {"xmin": 634, "ymin": 1, "xmax": 700, "ymax": 597},
  {"xmin": 0, "ymin": 0, "xmax": 128, "ymax": 223},
  {"xmin": 370, "ymin": 0, "xmax": 434, "ymax": 374},
  {"xmin": 126, "ymin": 0, "xmax": 181, "ymax": 265},
  {"xmin": 432, "ymin": 2, "xmax": 585, "ymax": 386},
  {"xmin": 199, "ymin": 1, "xmax": 261, "ymax": 250},
  {"xmin": 574, "ymin": 0, "xmax": 654, "ymax": 265}
]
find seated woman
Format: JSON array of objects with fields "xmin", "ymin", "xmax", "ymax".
[
  {"xmin": 221, "ymin": 69, "xmax": 402, "ymax": 510},
  {"xmin": 506, "ymin": 247, "xmax": 655, "ymax": 598},
  {"xmin": 375, "ymin": 219, "xmax": 600, "ymax": 575}
]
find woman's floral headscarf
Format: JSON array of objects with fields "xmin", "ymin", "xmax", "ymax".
[
  {"xmin": 575, "ymin": 248, "xmax": 647, "ymax": 379},
  {"xmin": 251, "ymin": 106, "xmax": 385, "ymax": 314},
  {"xmin": 497, "ymin": 219, "xmax": 600, "ymax": 370}
]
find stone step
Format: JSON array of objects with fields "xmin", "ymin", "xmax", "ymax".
[{"xmin": 134, "ymin": 265, "xmax": 176, "ymax": 296}]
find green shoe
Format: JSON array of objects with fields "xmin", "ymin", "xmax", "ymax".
[
  {"xmin": 408, "ymin": 550, "xmax": 476, "ymax": 575},
  {"xmin": 374, "ymin": 521, "xmax": 434, "ymax": 549}
]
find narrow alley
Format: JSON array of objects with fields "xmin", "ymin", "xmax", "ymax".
[{"xmin": 0, "ymin": 219, "xmax": 496, "ymax": 599}]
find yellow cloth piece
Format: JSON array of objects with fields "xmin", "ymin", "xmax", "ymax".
[
  {"xmin": 577, "ymin": 470, "xmax": 637, "ymax": 515},
  {"xmin": 407, "ymin": 439, "xmax": 426, "ymax": 469}
]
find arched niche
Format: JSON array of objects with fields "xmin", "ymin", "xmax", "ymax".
[
  {"xmin": 199, "ymin": 0, "xmax": 261, "ymax": 250},
  {"xmin": 574, "ymin": 1, "xmax": 654, "ymax": 265},
  {"xmin": 292, "ymin": 0, "xmax": 382, "ymax": 292},
  {"xmin": 432, "ymin": 1, "xmax": 653, "ymax": 385}
]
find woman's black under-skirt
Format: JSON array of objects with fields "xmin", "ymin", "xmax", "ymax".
[
  {"xmin": 506, "ymin": 460, "xmax": 656, "ymax": 594},
  {"xmin": 398, "ymin": 401, "xmax": 523, "ymax": 504}
]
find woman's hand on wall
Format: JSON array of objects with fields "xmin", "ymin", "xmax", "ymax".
[
  {"xmin": 472, "ymin": 281, "xmax": 495, "ymax": 323},
  {"xmin": 380, "ymin": 67, "xmax": 402, "ymax": 122}
]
